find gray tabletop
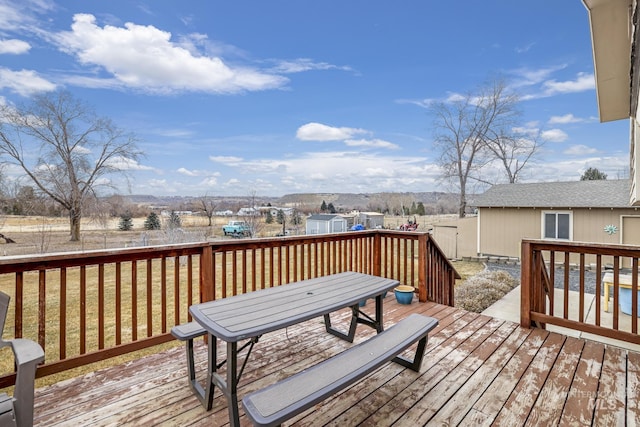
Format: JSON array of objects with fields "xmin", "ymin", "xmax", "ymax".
[{"xmin": 189, "ymin": 271, "xmax": 399, "ymax": 341}]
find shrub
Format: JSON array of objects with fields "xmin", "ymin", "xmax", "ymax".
[{"xmin": 455, "ymin": 269, "xmax": 518, "ymax": 313}]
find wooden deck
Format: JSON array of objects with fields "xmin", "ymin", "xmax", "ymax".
[{"xmin": 31, "ymin": 299, "xmax": 640, "ymax": 426}]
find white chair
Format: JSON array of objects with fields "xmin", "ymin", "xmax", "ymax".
[{"xmin": 0, "ymin": 292, "xmax": 44, "ymax": 427}]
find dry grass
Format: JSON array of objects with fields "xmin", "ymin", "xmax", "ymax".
[
  {"xmin": 451, "ymin": 260, "xmax": 485, "ymax": 284},
  {"xmin": 454, "ymin": 269, "xmax": 519, "ymax": 313}
]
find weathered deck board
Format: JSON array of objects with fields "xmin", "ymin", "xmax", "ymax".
[{"xmin": 29, "ymin": 300, "xmax": 640, "ymax": 426}]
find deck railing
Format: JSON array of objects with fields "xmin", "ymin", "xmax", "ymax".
[
  {"xmin": 0, "ymin": 230, "xmax": 458, "ymax": 388},
  {"xmin": 521, "ymin": 239, "xmax": 640, "ymax": 345}
]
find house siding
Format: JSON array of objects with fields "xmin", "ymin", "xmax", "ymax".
[
  {"xmin": 479, "ymin": 208, "xmax": 539, "ymax": 258},
  {"xmin": 478, "ymin": 207, "xmax": 640, "ymax": 259}
]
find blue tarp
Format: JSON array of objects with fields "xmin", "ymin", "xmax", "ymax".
[{"xmin": 351, "ymin": 224, "xmax": 364, "ymax": 231}]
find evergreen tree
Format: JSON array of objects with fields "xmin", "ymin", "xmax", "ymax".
[
  {"xmin": 118, "ymin": 212, "xmax": 133, "ymax": 231},
  {"xmin": 410, "ymin": 201, "xmax": 417, "ymax": 214},
  {"xmin": 168, "ymin": 211, "xmax": 182, "ymax": 229},
  {"xmin": 320, "ymin": 200, "xmax": 327, "ymax": 212},
  {"xmin": 291, "ymin": 210, "xmax": 302, "ymax": 225},
  {"xmin": 265, "ymin": 211, "xmax": 274, "ymax": 224},
  {"xmin": 416, "ymin": 202, "xmax": 426, "ymax": 216},
  {"xmin": 144, "ymin": 212, "xmax": 161, "ymax": 230},
  {"xmin": 327, "ymin": 202, "xmax": 336, "ymax": 213},
  {"xmin": 580, "ymin": 167, "xmax": 607, "ymax": 181},
  {"xmin": 276, "ymin": 209, "xmax": 285, "ymax": 224}
]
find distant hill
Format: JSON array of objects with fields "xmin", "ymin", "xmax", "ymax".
[
  {"xmin": 124, "ymin": 192, "xmax": 460, "ymax": 214},
  {"xmin": 279, "ymin": 192, "xmax": 457, "ymax": 211}
]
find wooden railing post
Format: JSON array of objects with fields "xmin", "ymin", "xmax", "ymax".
[
  {"xmin": 521, "ymin": 240, "xmax": 532, "ymax": 328},
  {"xmin": 372, "ymin": 232, "xmax": 382, "ymax": 277},
  {"xmin": 417, "ymin": 233, "xmax": 428, "ymax": 302},
  {"xmin": 200, "ymin": 245, "xmax": 214, "ymax": 303}
]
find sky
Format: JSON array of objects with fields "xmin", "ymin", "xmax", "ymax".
[{"xmin": 0, "ymin": 0, "xmax": 631, "ymax": 197}]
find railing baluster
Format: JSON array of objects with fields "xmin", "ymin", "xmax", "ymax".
[
  {"xmin": 146, "ymin": 259, "xmax": 152, "ymax": 337},
  {"xmin": 161, "ymin": 257, "xmax": 167, "ymax": 334},
  {"xmin": 98, "ymin": 264, "xmax": 105, "ymax": 349},
  {"xmin": 80, "ymin": 266, "xmax": 86, "ymax": 354},
  {"xmin": 60, "ymin": 267, "xmax": 66, "ymax": 359},
  {"xmin": 132, "ymin": 260, "xmax": 138, "ymax": 338},
  {"xmin": 173, "ymin": 256, "xmax": 180, "ymax": 329},
  {"xmin": 116, "ymin": 262, "xmax": 122, "ymax": 346}
]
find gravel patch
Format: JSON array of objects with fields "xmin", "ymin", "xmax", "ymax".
[{"xmin": 485, "ymin": 262, "xmax": 601, "ymax": 295}]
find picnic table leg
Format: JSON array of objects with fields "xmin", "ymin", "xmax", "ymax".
[
  {"xmin": 374, "ymin": 294, "xmax": 384, "ymax": 332},
  {"xmin": 324, "ymin": 305, "xmax": 359, "ymax": 342},
  {"xmin": 226, "ymin": 341, "xmax": 240, "ymax": 427},
  {"xmin": 202, "ymin": 334, "xmax": 216, "ymax": 410}
]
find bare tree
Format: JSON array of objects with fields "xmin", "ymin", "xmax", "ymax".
[
  {"xmin": 0, "ymin": 90, "xmax": 142, "ymax": 241},
  {"xmin": 199, "ymin": 194, "xmax": 218, "ymax": 226},
  {"xmin": 431, "ymin": 78, "xmax": 521, "ymax": 217}
]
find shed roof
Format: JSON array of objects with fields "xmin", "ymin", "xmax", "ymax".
[
  {"xmin": 307, "ymin": 214, "xmax": 344, "ymax": 221},
  {"xmin": 472, "ymin": 179, "xmax": 631, "ymax": 208}
]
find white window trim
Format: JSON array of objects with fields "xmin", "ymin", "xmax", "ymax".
[{"xmin": 541, "ymin": 210, "xmax": 573, "ymax": 241}]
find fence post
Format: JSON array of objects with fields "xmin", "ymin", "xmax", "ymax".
[
  {"xmin": 418, "ymin": 233, "xmax": 428, "ymax": 302},
  {"xmin": 201, "ymin": 245, "xmax": 214, "ymax": 303},
  {"xmin": 372, "ymin": 231, "xmax": 382, "ymax": 277},
  {"xmin": 521, "ymin": 240, "xmax": 532, "ymax": 328}
]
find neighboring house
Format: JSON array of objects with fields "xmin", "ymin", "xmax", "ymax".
[
  {"xmin": 582, "ymin": 0, "xmax": 639, "ymax": 205},
  {"xmin": 305, "ymin": 214, "xmax": 348, "ymax": 235},
  {"xmin": 472, "ymin": 179, "xmax": 640, "ymax": 259},
  {"xmin": 358, "ymin": 212, "xmax": 385, "ymax": 229},
  {"xmin": 269, "ymin": 207, "xmax": 294, "ymax": 217},
  {"xmin": 237, "ymin": 207, "xmax": 258, "ymax": 216}
]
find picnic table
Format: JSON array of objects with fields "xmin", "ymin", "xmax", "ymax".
[{"xmin": 188, "ymin": 271, "xmax": 399, "ymax": 426}]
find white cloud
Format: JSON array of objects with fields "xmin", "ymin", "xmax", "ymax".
[
  {"xmin": 53, "ymin": 13, "xmax": 288, "ymax": 94},
  {"xmin": 510, "ymin": 65, "xmax": 567, "ymax": 88},
  {"xmin": 541, "ymin": 128, "xmax": 568, "ymax": 142},
  {"xmin": 548, "ymin": 114, "xmax": 583, "ymax": 124},
  {"xmin": 178, "ymin": 168, "xmax": 219, "ymax": 181},
  {"xmin": 515, "ymin": 42, "xmax": 535, "ymax": 54},
  {"xmin": 0, "ymin": 67, "xmax": 56, "ymax": 96},
  {"xmin": 563, "ymin": 144, "xmax": 598, "ymax": 155},
  {"xmin": 215, "ymin": 150, "xmax": 440, "ymax": 194},
  {"xmin": 106, "ymin": 156, "xmax": 155, "ymax": 171},
  {"xmin": 0, "ymin": 1, "xmax": 53, "ymax": 32},
  {"xmin": 200, "ymin": 176, "xmax": 218, "ymax": 186},
  {"xmin": 541, "ymin": 72, "xmax": 595, "ymax": 95},
  {"xmin": 0, "ymin": 38, "xmax": 30, "ymax": 54},
  {"xmin": 209, "ymin": 155, "xmax": 243, "ymax": 163},
  {"xmin": 344, "ymin": 138, "xmax": 399, "ymax": 149},
  {"xmin": 296, "ymin": 122, "xmax": 369, "ymax": 141},
  {"xmin": 270, "ymin": 58, "xmax": 353, "ymax": 74}
]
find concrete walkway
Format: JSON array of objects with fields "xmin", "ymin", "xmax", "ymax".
[{"xmin": 482, "ymin": 285, "xmax": 640, "ymax": 352}]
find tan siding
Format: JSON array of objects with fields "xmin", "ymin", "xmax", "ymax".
[
  {"xmin": 622, "ymin": 215, "xmax": 640, "ymax": 245},
  {"xmin": 479, "ymin": 208, "xmax": 539, "ymax": 258},
  {"xmin": 478, "ymin": 207, "xmax": 640, "ymax": 261},
  {"xmin": 431, "ymin": 217, "xmax": 478, "ymax": 259}
]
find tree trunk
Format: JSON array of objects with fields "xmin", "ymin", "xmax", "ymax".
[{"xmin": 69, "ymin": 208, "xmax": 81, "ymax": 241}]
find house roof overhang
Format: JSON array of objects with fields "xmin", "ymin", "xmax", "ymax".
[{"xmin": 582, "ymin": 0, "xmax": 633, "ymax": 122}]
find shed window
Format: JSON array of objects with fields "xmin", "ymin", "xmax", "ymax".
[{"xmin": 542, "ymin": 212, "xmax": 572, "ymax": 240}]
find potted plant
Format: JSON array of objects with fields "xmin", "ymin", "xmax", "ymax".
[{"xmin": 394, "ymin": 285, "xmax": 415, "ymax": 305}]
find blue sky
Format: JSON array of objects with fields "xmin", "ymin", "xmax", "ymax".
[{"xmin": 0, "ymin": 0, "xmax": 631, "ymax": 197}]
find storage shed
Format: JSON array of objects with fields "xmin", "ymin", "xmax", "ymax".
[{"xmin": 305, "ymin": 214, "xmax": 348, "ymax": 235}]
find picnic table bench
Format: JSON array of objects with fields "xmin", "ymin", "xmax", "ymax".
[{"xmin": 242, "ymin": 313, "xmax": 437, "ymax": 427}]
